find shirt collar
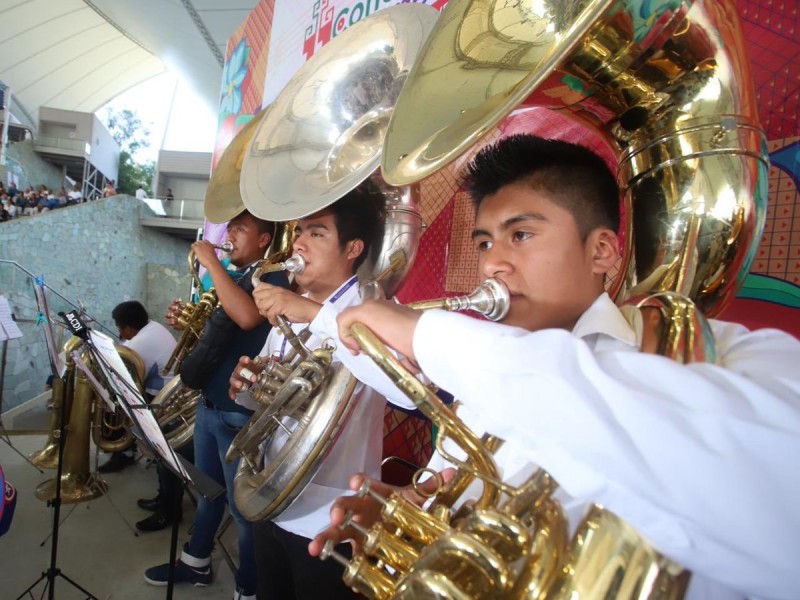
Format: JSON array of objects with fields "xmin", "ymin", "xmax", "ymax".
[{"xmin": 571, "ymin": 292, "xmax": 639, "ymax": 348}]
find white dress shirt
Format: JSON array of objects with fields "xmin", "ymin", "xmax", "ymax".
[
  {"xmin": 410, "ymin": 292, "xmax": 800, "ymax": 600},
  {"xmin": 124, "ymin": 320, "xmax": 177, "ymax": 396},
  {"xmin": 240, "ymin": 276, "xmax": 387, "ymax": 539}
]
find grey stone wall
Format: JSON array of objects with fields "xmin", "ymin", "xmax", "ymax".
[
  {"xmin": 147, "ymin": 262, "xmax": 192, "ymax": 321},
  {"xmin": 0, "ymin": 139, "xmax": 65, "ymax": 191},
  {"xmin": 0, "ymin": 196, "xmax": 190, "ymax": 412}
]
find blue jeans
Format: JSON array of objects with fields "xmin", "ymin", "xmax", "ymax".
[{"xmin": 187, "ymin": 402, "xmax": 255, "ymax": 594}]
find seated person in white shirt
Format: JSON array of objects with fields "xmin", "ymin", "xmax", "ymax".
[
  {"xmin": 98, "ymin": 301, "xmax": 178, "ymax": 474},
  {"xmin": 113, "ymin": 300, "xmax": 177, "ymax": 399},
  {"xmin": 229, "ymin": 185, "xmax": 388, "ymax": 600},
  {"xmin": 309, "ymin": 134, "xmax": 800, "ymax": 600},
  {"xmin": 109, "ymin": 300, "xmax": 189, "ymax": 532}
]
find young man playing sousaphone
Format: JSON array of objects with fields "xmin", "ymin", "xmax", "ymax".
[
  {"xmin": 144, "ymin": 209, "xmax": 289, "ymax": 600},
  {"xmin": 308, "ymin": 135, "xmax": 800, "ymax": 600},
  {"xmin": 227, "ymin": 185, "xmax": 398, "ymax": 599}
]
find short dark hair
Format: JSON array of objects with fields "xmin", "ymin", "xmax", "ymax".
[
  {"xmin": 464, "ymin": 134, "xmax": 620, "ymax": 239},
  {"xmin": 112, "ymin": 301, "xmax": 149, "ymax": 331},
  {"xmin": 328, "ymin": 182, "xmax": 385, "ymax": 271},
  {"xmin": 233, "ymin": 210, "xmax": 274, "ymax": 236}
]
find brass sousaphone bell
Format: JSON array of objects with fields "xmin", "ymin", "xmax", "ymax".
[
  {"xmin": 381, "ymin": 0, "xmax": 768, "ymax": 319},
  {"xmin": 228, "ymin": 4, "xmax": 439, "ymax": 522}
]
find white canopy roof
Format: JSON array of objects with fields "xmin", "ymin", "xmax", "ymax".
[{"xmin": 0, "ymin": 0, "xmax": 258, "ymax": 127}]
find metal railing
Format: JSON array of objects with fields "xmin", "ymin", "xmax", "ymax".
[
  {"xmin": 0, "ymin": 260, "xmax": 114, "ymax": 416},
  {"xmin": 32, "ymin": 135, "xmax": 89, "ymax": 154},
  {"xmin": 137, "ymin": 196, "xmax": 205, "ymax": 221}
]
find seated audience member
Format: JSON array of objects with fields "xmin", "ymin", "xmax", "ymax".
[
  {"xmin": 6, "ymin": 182, "xmax": 17, "ymax": 201},
  {"xmin": 57, "ymin": 187, "xmax": 68, "ymax": 206},
  {"xmin": 67, "ymin": 185, "xmax": 82, "ymax": 204},
  {"xmin": 311, "ymin": 135, "xmax": 800, "ymax": 600},
  {"xmin": 0, "ymin": 197, "xmax": 11, "ymax": 221}
]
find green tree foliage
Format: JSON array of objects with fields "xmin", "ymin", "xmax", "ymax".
[{"xmin": 103, "ymin": 108, "xmax": 155, "ymax": 196}]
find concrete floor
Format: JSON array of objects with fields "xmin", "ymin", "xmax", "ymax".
[{"xmin": 1, "ymin": 399, "xmax": 239, "ymax": 600}]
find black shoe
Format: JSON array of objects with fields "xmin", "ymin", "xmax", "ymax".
[
  {"xmin": 136, "ymin": 512, "xmax": 181, "ymax": 532},
  {"xmin": 144, "ymin": 549, "xmax": 212, "ymax": 586},
  {"xmin": 137, "ymin": 496, "xmax": 162, "ymax": 512},
  {"xmin": 98, "ymin": 453, "xmax": 135, "ymax": 474}
]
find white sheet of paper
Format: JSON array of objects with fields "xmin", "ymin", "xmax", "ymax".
[{"xmin": 88, "ymin": 331, "xmax": 190, "ymax": 481}]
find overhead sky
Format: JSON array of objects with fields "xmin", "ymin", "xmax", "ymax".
[{"xmin": 99, "ymin": 72, "xmax": 218, "ymax": 164}]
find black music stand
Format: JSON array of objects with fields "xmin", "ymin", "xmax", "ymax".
[{"xmin": 78, "ymin": 324, "xmax": 224, "ymax": 600}]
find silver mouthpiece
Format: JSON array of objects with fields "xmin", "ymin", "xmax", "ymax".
[{"xmin": 250, "ymin": 254, "xmax": 306, "ymax": 287}]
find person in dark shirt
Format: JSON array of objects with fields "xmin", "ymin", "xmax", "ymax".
[{"xmin": 145, "ymin": 210, "xmax": 289, "ymax": 600}]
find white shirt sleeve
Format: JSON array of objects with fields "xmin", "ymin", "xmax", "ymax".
[
  {"xmin": 412, "ymin": 309, "xmax": 800, "ymax": 599},
  {"xmin": 310, "ymin": 302, "xmax": 417, "ymax": 411}
]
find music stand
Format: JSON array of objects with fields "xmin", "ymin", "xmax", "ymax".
[{"xmin": 80, "ymin": 327, "xmax": 224, "ymax": 600}]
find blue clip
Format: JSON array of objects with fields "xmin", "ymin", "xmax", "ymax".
[
  {"xmin": 35, "ymin": 312, "xmax": 45, "ymax": 326},
  {"xmin": 34, "ymin": 275, "xmax": 45, "ymax": 287}
]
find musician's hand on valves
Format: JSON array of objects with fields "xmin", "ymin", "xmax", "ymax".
[
  {"xmin": 336, "ymin": 300, "xmax": 422, "ymax": 364},
  {"xmin": 228, "ymin": 355, "xmax": 266, "ymax": 400},
  {"xmin": 308, "ymin": 468, "xmax": 455, "ymax": 557},
  {"xmin": 253, "ymin": 284, "xmax": 322, "ymax": 327},
  {"xmin": 165, "ymin": 298, "xmax": 185, "ymax": 331},
  {"xmin": 191, "ymin": 240, "xmax": 221, "ymax": 269}
]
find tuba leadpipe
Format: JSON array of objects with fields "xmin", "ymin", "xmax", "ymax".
[
  {"xmin": 187, "ymin": 241, "xmax": 233, "ymax": 296},
  {"xmin": 406, "ymin": 278, "xmax": 509, "ymax": 322},
  {"xmin": 250, "ymin": 254, "xmax": 306, "ymax": 288}
]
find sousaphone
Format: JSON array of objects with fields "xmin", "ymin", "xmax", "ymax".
[
  {"xmin": 381, "ymin": 0, "xmax": 768, "ymax": 320},
  {"xmin": 229, "ymin": 3, "xmax": 439, "ymax": 522},
  {"xmin": 322, "ymin": 0, "xmax": 768, "ymax": 597}
]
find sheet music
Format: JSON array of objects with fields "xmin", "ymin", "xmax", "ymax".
[
  {"xmin": 30, "ymin": 284, "xmax": 66, "ymax": 376},
  {"xmin": 88, "ymin": 331, "xmax": 190, "ymax": 481},
  {"xmin": 0, "ymin": 295, "xmax": 23, "ymax": 341}
]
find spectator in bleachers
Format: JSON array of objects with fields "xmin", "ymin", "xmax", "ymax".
[
  {"xmin": 7, "ymin": 182, "xmax": 17, "ymax": 201},
  {"xmin": 1, "ymin": 196, "xmax": 11, "ymax": 221},
  {"xmin": 23, "ymin": 191, "xmax": 37, "ymax": 216},
  {"xmin": 103, "ymin": 180, "xmax": 116, "ymax": 197},
  {"xmin": 67, "ymin": 185, "xmax": 82, "ymax": 205}
]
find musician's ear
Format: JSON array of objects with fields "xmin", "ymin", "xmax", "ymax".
[
  {"xmin": 346, "ymin": 238, "xmax": 364, "ymax": 261},
  {"xmin": 258, "ymin": 231, "xmax": 272, "ymax": 250}
]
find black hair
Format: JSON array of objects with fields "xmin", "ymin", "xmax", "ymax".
[
  {"xmin": 327, "ymin": 181, "xmax": 385, "ymax": 271},
  {"xmin": 464, "ymin": 134, "xmax": 620, "ymax": 239},
  {"xmin": 232, "ymin": 210, "xmax": 274, "ymax": 236},
  {"xmin": 112, "ymin": 300, "xmax": 149, "ymax": 331}
]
